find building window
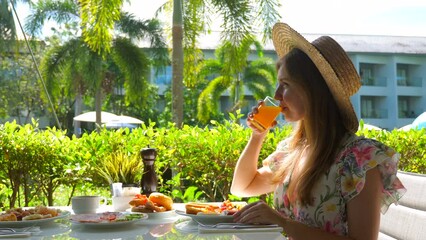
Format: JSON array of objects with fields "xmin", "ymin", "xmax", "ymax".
[
  {"xmin": 152, "ymin": 66, "xmax": 172, "ymax": 85},
  {"xmin": 397, "ymin": 96, "xmax": 417, "ymax": 118},
  {"xmin": 398, "ymin": 97, "xmax": 409, "ymax": 118},
  {"xmin": 397, "ymin": 64, "xmax": 409, "ymax": 86},
  {"xmin": 361, "ymin": 96, "xmax": 377, "ymax": 118},
  {"xmin": 360, "ymin": 63, "xmax": 374, "ymax": 85}
]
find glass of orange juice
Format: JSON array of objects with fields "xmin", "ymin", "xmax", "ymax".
[{"xmin": 249, "ymin": 96, "xmax": 281, "ymax": 131}]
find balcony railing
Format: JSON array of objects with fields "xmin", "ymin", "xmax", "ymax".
[
  {"xmin": 397, "ymin": 77, "xmax": 423, "ymax": 87},
  {"xmin": 361, "ymin": 109, "xmax": 388, "ymax": 119},
  {"xmin": 399, "ymin": 109, "xmax": 424, "ymax": 118},
  {"xmin": 361, "ymin": 77, "xmax": 387, "ymax": 86}
]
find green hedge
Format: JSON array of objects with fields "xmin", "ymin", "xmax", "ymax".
[
  {"xmin": 359, "ymin": 127, "xmax": 426, "ymax": 173},
  {"xmin": 0, "ymin": 120, "xmax": 424, "ymax": 209}
]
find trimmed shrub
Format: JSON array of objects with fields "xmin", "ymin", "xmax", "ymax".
[{"xmin": 0, "ymin": 120, "xmax": 424, "ymax": 208}]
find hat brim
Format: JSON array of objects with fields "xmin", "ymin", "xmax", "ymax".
[{"xmin": 272, "ymin": 23, "xmax": 359, "ymax": 133}]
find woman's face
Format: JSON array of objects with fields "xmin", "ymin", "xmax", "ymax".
[{"xmin": 274, "ymin": 62, "xmax": 305, "ymax": 122}]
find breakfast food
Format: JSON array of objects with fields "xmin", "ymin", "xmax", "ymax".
[
  {"xmin": 0, "ymin": 206, "xmax": 60, "ymax": 221},
  {"xmin": 130, "ymin": 193, "xmax": 173, "ymax": 213},
  {"xmin": 185, "ymin": 202, "xmax": 220, "ymax": 215},
  {"xmin": 148, "ymin": 192, "xmax": 173, "ymax": 211},
  {"xmin": 129, "ymin": 194, "xmax": 148, "ymax": 207},
  {"xmin": 219, "ymin": 200, "xmax": 244, "ymax": 215},
  {"xmin": 22, "ymin": 214, "xmax": 45, "ymax": 221},
  {"xmin": 185, "ymin": 200, "xmax": 244, "ymax": 215},
  {"xmin": 71, "ymin": 212, "xmax": 145, "ymax": 223},
  {"xmin": 0, "ymin": 212, "xmax": 18, "ymax": 221}
]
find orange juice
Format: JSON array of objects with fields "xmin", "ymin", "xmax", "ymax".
[{"xmin": 250, "ymin": 105, "xmax": 281, "ymax": 131}]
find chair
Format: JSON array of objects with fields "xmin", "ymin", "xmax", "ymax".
[{"xmin": 379, "ymin": 171, "xmax": 426, "ymax": 240}]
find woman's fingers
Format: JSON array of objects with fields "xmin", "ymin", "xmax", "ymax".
[
  {"xmin": 250, "ymin": 100, "xmax": 264, "ymax": 116},
  {"xmin": 251, "ymin": 106, "xmax": 259, "ymax": 115},
  {"xmin": 233, "ymin": 201, "xmax": 258, "ymax": 219},
  {"xmin": 233, "ymin": 201, "xmax": 265, "ymax": 221},
  {"xmin": 234, "ymin": 201, "xmax": 282, "ymax": 225},
  {"xmin": 233, "ymin": 202, "xmax": 257, "ymax": 221}
]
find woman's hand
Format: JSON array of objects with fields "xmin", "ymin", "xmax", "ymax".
[{"xmin": 233, "ymin": 201, "xmax": 286, "ymax": 225}]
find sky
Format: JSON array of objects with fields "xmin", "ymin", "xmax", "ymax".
[{"xmin": 14, "ymin": 0, "xmax": 426, "ymax": 40}]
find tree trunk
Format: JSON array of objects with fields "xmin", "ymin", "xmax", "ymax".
[
  {"xmin": 172, "ymin": 0, "xmax": 184, "ymax": 128},
  {"xmin": 95, "ymin": 88, "xmax": 102, "ymax": 133},
  {"xmin": 74, "ymin": 93, "xmax": 82, "ymax": 137}
]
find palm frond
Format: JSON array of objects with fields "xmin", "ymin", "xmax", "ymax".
[
  {"xmin": 244, "ymin": 58, "xmax": 277, "ymax": 99},
  {"xmin": 212, "ymin": 0, "xmax": 253, "ymax": 45},
  {"xmin": 117, "ymin": 13, "xmax": 169, "ymax": 69},
  {"xmin": 0, "ymin": 0, "xmax": 17, "ymax": 41},
  {"xmin": 197, "ymin": 76, "xmax": 230, "ymax": 123},
  {"xmin": 80, "ymin": 51, "xmax": 104, "ymax": 90},
  {"xmin": 40, "ymin": 38, "xmax": 84, "ymax": 100},
  {"xmin": 111, "ymin": 37, "xmax": 150, "ymax": 104},
  {"xmin": 79, "ymin": 0, "xmax": 121, "ymax": 56},
  {"xmin": 24, "ymin": 0, "xmax": 79, "ymax": 36},
  {"xmin": 256, "ymin": 0, "xmax": 281, "ymax": 42},
  {"xmin": 198, "ymin": 59, "xmax": 222, "ymax": 79}
]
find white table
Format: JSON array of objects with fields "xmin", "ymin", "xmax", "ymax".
[{"xmin": 9, "ymin": 205, "xmax": 287, "ymax": 240}]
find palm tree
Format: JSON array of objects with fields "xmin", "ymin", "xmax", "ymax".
[
  {"xmin": 0, "ymin": 0, "xmax": 16, "ymax": 43},
  {"xmin": 161, "ymin": 0, "xmax": 280, "ymax": 125},
  {"xmin": 172, "ymin": 0, "xmax": 184, "ymax": 127},
  {"xmin": 25, "ymin": 0, "xmax": 169, "ymax": 133},
  {"xmin": 197, "ymin": 36, "xmax": 276, "ymax": 123},
  {"xmin": 0, "ymin": 0, "xmax": 31, "ymax": 51},
  {"xmin": 78, "ymin": 0, "xmax": 123, "ymax": 58}
]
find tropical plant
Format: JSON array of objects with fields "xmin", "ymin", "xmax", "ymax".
[
  {"xmin": 1, "ymin": 118, "xmax": 425, "ymax": 207},
  {"xmin": 197, "ymin": 37, "xmax": 277, "ymax": 123},
  {"xmin": 0, "ymin": 0, "xmax": 31, "ymax": 50},
  {"xmin": 25, "ymin": 0, "xmax": 169, "ymax": 132},
  {"xmin": 78, "ymin": 0, "xmax": 124, "ymax": 58},
  {"xmin": 0, "ymin": 46, "xmax": 45, "ymax": 123},
  {"xmin": 0, "ymin": 0, "xmax": 41, "ymax": 124},
  {"xmin": 97, "ymin": 151, "xmax": 142, "ymax": 185},
  {"xmin": 159, "ymin": 0, "xmax": 281, "ymax": 127}
]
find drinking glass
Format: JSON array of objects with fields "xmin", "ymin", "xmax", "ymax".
[{"xmin": 249, "ymin": 96, "xmax": 281, "ymax": 131}]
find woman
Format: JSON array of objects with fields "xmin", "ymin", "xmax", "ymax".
[{"xmin": 230, "ymin": 23, "xmax": 406, "ymax": 240}]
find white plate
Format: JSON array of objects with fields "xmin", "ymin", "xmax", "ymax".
[
  {"xmin": 127, "ymin": 207, "xmax": 177, "ymax": 220},
  {"xmin": 70, "ymin": 212, "xmax": 147, "ymax": 228},
  {"xmin": 142, "ymin": 210, "xmax": 176, "ymax": 220},
  {"xmin": 0, "ymin": 210, "xmax": 70, "ymax": 227},
  {"xmin": 175, "ymin": 210, "xmax": 234, "ymax": 225}
]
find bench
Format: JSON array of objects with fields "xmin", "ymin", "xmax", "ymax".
[{"xmin": 379, "ymin": 171, "xmax": 426, "ymax": 240}]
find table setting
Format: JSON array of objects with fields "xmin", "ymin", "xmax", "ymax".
[{"xmin": 0, "ymin": 192, "xmax": 287, "ymax": 239}]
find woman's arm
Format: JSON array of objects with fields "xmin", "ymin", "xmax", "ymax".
[
  {"xmin": 230, "ymin": 132, "xmax": 276, "ymax": 197},
  {"xmin": 346, "ymin": 167, "xmax": 382, "ymax": 239},
  {"xmin": 235, "ymin": 168, "xmax": 382, "ymax": 240},
  {"xmin": 286, "ymin": 168, "xmax": 381, "ymax": 240},
  {"xmin": 234, "ymin": 201, "xmax": 354, "ymax": 240}
]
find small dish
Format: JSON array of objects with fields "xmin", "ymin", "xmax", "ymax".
[
  {"xmin": 175, "ymin": 210, "xmax": 234, "ymax": 225},
  {"xmin": 145, "ymin": 210, "xmax": 176, "ymax": 220}
]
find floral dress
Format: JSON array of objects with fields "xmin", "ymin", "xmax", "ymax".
[{"xmin": 264, "ymin": 134, "xmax": 406, "ymax": 236}]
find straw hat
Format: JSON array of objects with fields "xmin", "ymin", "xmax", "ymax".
[{"xmin": 272, "ymin": 22, "xmax": 361, "ymax": 133}]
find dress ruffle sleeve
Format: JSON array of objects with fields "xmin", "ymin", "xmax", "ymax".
[
  {"xmin": 338, "ymin": 138, "xmax": 407, "ymax": 214},
  {"xmin": 262, "ymin": 139, "xmax": 288, "ymax": 172}
]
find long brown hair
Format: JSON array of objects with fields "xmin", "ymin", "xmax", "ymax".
[{"xmin": 273, "ymin": 48, "xmax": 348, "ymax": 205}]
